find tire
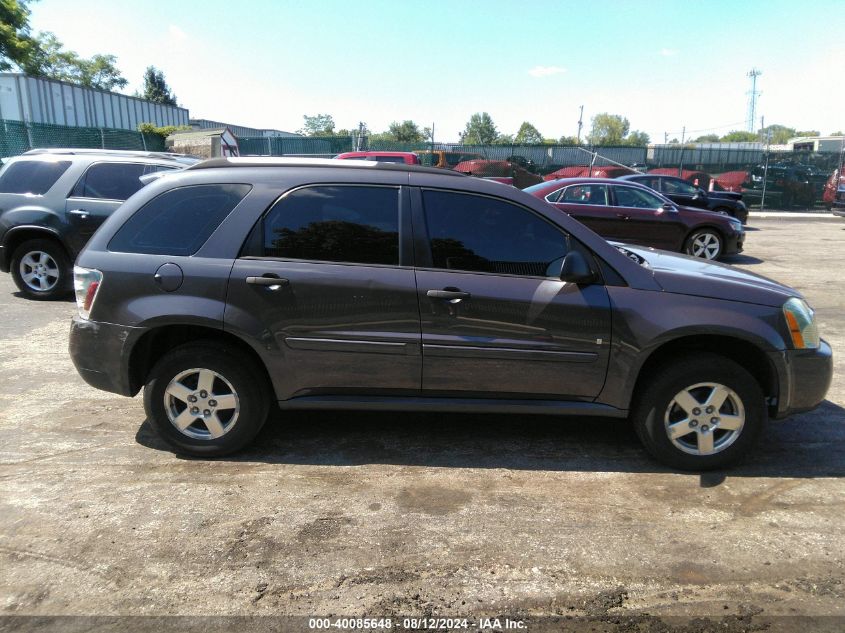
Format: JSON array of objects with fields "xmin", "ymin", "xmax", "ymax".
[
  {"xmin": 684, "ymin": 228, "xmax": 723, "ymax": 260},
  {"xmin": 632, "ymin": 354, "xmax": 765, "ymax": 470},
  {"xmin": 10, "ymin": 238, "xmax": 72, "ymax": 300},
  {"xmin": 143, "ymin": 342, "xmax": 271, "ymax": 457}
]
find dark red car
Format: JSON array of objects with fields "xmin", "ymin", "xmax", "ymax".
[
  {"xmin": 823, "ymin": 168, "xmax": 845, "ymax": 212},
  {"xmin": 525, "ymin": 178, "xmax": 744, "ymax": 260},
  {"xmin": 543, "ymin": 165, "xmax": 635, "ymax": 181},
  {"xmin": 335, "ymin": 151, "xmax": 420, "ymax": 165}
]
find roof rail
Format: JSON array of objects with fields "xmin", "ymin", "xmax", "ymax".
[
  {"xmin": 186, "ymin": 156, "xmax": 467, "ymax": 177},
  {"xmin": 22, "ymin": 148, "xmax": 199, "ymax": 162}
]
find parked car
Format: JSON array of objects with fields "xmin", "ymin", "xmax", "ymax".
[
  {"xmin": 334, "ymin": 151, "xmax": 420, "ymax": 165},
  {"xmin": 544, "ymin": 165, "xmax": 635, "ymax": 181},
  {"xmin": 415, "ymin": 150, "xmax": 486, "ymax": 169},
  {"xmin": 0, "ymin": 148, "xmax": 197, "ymax": 300},
  {"xmin": 825, "ymin": 168, "xmax": 845, "ymax": 214},
  {"xmin": 618, "ymin": 174, "xmax": 749, "ymax": 223},
  {"xmin": 68, "ymin": 157, "xmax": 831, "ymax": 470},
  {"xmin": 525, "ymin": 178, "xmax": 744, "ymax": 260},
  {"xmin": 737, "ymin": 165, "xmax": 819, "ymax": 208},
  {"xmin": 453, "ymin": 159, "xmax": 544, "ymax": 189}
]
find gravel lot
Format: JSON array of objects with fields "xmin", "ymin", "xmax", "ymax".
[{"xmin": 1, "ymin": 215, "xmax": 844, "ymax": 631}]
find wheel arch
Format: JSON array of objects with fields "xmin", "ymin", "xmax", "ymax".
[
  {"xmin": 128, "ymin": 324, "xmax": 274, "ymax": 399},
  {"xmin": 629, "ymin": 334, "xmax": 780, "ymax": 418},
  {"xmin": 2, "ymin": 226, "xmax": 71, "ymax": 272}
]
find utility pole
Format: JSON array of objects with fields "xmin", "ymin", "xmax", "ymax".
[
  {"xmin": 576, "ymin": 105, "xmax": 584, "ymax": 144},
  {"xmin": 746, "ymin": 68, "xmax": 762, "ymax": 132},
  {"xmin": 678, "ymin": 126, "xmax": 686, "ymax": 176},
  {"xmin": 664, "ymin": 132, "xmax": 668, "ymax": 144}
]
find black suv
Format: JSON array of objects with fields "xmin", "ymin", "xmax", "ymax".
[
  {"xmin": 618, "ymin": 174, "xmax": 749, "ymax": 223},
  {"xmin": 68, "ymin": 158, "xmax": 832, "ymax": 470},
  {"xmin": 0, "ymin": 148, "xmax": 196, "ymax": 299}
]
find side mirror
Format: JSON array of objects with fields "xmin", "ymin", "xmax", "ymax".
[{"xmin": 560, "ymin": 251, "xmax": 595, "ymax": 284}]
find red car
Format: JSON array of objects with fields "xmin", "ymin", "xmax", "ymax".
[
  {"xmin": 334, "ymin": 151, "xmax": 420, "ymax": 165},
  {"xmin": 825, "ymin": 168, "xmax": 845, "ymax": 212},
  {"xmin": 524, "ymin": 178, "xmax": 744, "ymax": 260},
  {"xmin": 453, "ymin": 159, "xmax": 543, "ymax": 189},
  {"xmin": 543, "ymin": 165, "xmax": 635, "ymax": 181},
  {"xmin": 647, "ymin": 168, "xmax": 725, "ymax": 191}
]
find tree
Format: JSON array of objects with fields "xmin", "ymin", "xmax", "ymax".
[
  {"xmin": 692, "ymin": 134, "xmax": 720, "ymax": 143},
  {"xmin": 18, "ymin": 31, "xmax": 127, "ymax": 90},
  {"xmin": 558, "ymin": 135, "xmax": 580, "ymax": 145},
  {"xmin": 720, "ymin": 130, "xmax": 758, "ymax": 142},
  {"xmin": 422, "ymin": 126, "xmax": 433, "ymax": 142},
  {"xmin": 80, "ymin": 54, "xmax": 127, "ymax": 90},
  {"xmin": 587, "ymin": 113, "xmax": 629, "ymax": 145},
  {"xmin": 460, "ymin": 112, "xmax": 498, "ymax": 145},
  {"xmin": 298, "ymin": 113, "xmax": 336, "ymax": 137},
  {"xmin": 385, "ymin": 120, "xmax": 423, "ymax": 142},
  {"xmin": 624, "ymin": 130, "xmax": 650, "ymax": 146},
  {"xmin": 795, "ymin": 130, "xmax": 820, "ymax": 137},
  {"xmin": 142, "ymin": 66, "xmax": 177, "ymax": 105},
  {"xmin": 514, "ymin": 121, "xmax": 543, "ymax": 145},
  {"xmin": 494, "ymin": 133, "xmax": 514, "ymax": 144},
  {"xmin": 0, "ymin": 0, "xmax": 36, "ymax": 71},
  {"xmin": 830, "ymin": 131, "xmax": 844, "ymax": 136}
]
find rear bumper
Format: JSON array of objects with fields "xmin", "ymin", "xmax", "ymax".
[
  {"xmin": 69, "ymin": 317, "xmax": 144, "ymax": 397},
  {"xmin": 770, "ymin": 339, "xmax": 833, "ymax": 418}
]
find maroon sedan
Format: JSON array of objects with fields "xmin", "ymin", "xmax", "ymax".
[{"xmin": 525, "ymin": 178, "xmax": 744, "ymax": 260}]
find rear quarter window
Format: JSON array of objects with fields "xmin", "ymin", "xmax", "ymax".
[
  {"xmin": 0, "ymin": 160, "xmax": 72, "ymax": 195},
  {"xmin": 108, "ymin": 184, "xmax": 251, "ymax": 256}
]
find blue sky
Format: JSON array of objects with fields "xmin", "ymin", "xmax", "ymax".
[{"xmin": 28, "ymin": 0, "xmax": 844, "ymax": 141}]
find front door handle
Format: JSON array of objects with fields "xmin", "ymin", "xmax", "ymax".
[
  {"xmin": 616, "ymin": 213, "xmax": 630, "ymax": 220},
  {"xmin": 246, "ymin": 275, "xmax": 290, "ymax": 288},
  {"xmin": 427, "ymin": 289, "xmax": 470, "ymax": 301},
  {"xmin": 68, "ymin": 209, "xmax": 89, "ymax": 218}
]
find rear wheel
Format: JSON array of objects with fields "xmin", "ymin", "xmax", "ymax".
[
  {"xmin": 10, "ymin": 238, "xmax": 72, "ymax": 300},
  {"xmin": 632, "ymin": 354, "xmax": 765, "ymax": 470},
  {"xmin": 143, "ymin": 342, "xmax": 270, "ymax": 456},
  {"xmin": 684, "ymin": 229, "xmax": 723, "ymax": 260}
]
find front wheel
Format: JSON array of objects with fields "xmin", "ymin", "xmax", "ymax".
[
  {"xmin": 143, "ymin": 342, "xmax": 270, "ymax": 456},
  {"xmin": 632, "ymin": 354, "xmax": 765, "ymax": 470},
  {"xmin": 684, "ymin": 229, "xmax": 723, "ymax": 260},
  {"xmin": 10, "ymin": 238, "xmax": 72, "ymax": 300}
]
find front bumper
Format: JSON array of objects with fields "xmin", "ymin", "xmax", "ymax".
[
  {"xmin": 69, "ymin": 317, "xmax": 144, "ymax": 397},
  {"xmin": 0, "ymin": 244, "xmax": 7, "ymax": 272},
  {"xmin": 724, "ymin": 229, "xmax": 744, "ymax": 255},
  {"xmin": 770, "ymin": 339, "xmax": 833, "ymax": 418}
]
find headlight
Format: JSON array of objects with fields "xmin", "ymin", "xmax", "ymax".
[
  {"xmin": 729, "ymin": 218, "xmax": 743, "ymax": 230},
  {"xmin": 783, "ymin": 297, "xmax": 819, "ymax": 349}
]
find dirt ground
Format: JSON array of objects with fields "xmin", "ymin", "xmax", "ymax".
[{"xmin": 1, "ymin": 215, "xmax": 844, "ymax": 632}]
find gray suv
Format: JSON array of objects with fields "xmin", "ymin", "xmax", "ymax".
[
  {"xmin": 68, "ymin": 158, "xmax": 832, "ymax": 470},
  {"xmin": 0, "ymin": 148, "xmax": 196, "ymax": 299}
]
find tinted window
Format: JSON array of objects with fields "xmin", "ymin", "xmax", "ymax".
[
  {"xmin": 422, "ymin": 190, "xmax": 568, "ymax": 277},
  {"xmin": 372, "ymin": 156, "xmax": 407, "ymax": 163},
  {"xmin": 560, "ymin": 184, "xmax": 609, "ymax": 206},
  {"xmin": 662, "ymin": 178, "xmax": 698, "ymax": 195},
  {"xmin": 71, "ymin": 162, "xmax": 146, "ymax": 200},
  {"xmin": 109, "ymin": 184, "xmax": 251, "ymax": 255},
  {"xmin": 614, "ymin": 186, "xmax": 664, "ymax": 209},
  {"xmin": 0, "ymin": 160, "xmax": 71, "ymax": 195},
  {"xmin": 262, "ymin": 185, "xmax": 399, "ymax": 265}
]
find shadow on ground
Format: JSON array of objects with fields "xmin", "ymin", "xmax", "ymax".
[{"xmin": 136, "ymin": 399, "xmax": 845, "ymax": 482}]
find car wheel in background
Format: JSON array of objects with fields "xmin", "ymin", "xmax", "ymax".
[
  {"xmin": 143, "ymin": 342, "xmax": 270, "ymax": 456},
  {"xmin": 632, "ymin": 354, "xmax": 765, "ymax": 470},
  {"xmin": 684, "ymin": 229, "xmax": 723, "ymax": 260},
  {"xmin": 10, "ymin": 238, "xmax": 72, "ymax": 300}
]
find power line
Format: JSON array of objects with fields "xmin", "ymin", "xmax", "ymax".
[{"xmin": 663, "ymin": 119, "xmax": 748, "ymax": 137}]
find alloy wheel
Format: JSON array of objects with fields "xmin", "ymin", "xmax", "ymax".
[
  {"xmin": 19, "ymin": 250, "xmax": 60, "ymax": 292},
  {"xmin": 689, "ymin": 233, "xmax": 721, "ymax": 259},
  {"xmin": 663, "ymin": 382, "xmax": 745, "ymax": 456},
  {"xmin": 163, "ymin": 368, "xmax": 240, "ymax": 440}
]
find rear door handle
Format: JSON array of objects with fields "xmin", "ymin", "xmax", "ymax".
[
  {"xmin": 616, "ymin": 213, "xmax": 630, "ymax": 220},
  {"xmin": 246, "ymin": 275, "xmax": 289, "ymax": 288},
  {"xmin": 68, "ymin": 209, "xmax": 89, "ymax": 218},
  {"xmin": 427, "ymin": 289, "xmax": 470, "ymax": 300}
]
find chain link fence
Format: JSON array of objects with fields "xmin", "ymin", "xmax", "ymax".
[{"xmin": 0, "ymin": 119, "xmax": 165, "ymax": 157}]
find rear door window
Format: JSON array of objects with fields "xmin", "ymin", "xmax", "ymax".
[
  {"xmin": 108, "ymin": 184, "xmax": 251, "ymax": 255},
  {"xmin": 259, "ymin": 185, "xmax": 400, "ymax": 265},
  {"xmin": 559, "ymin": 184, "xmax": 609, "ymax": 205},
  {"xmin": 614, "ymin": 186, "xmax": 664, "ymax": 209},
  {"xmin": 0, "ymin": 160, "xmax": 72, "ymax": 195},
  {"xmin": 70, "ymin": 162, "xmax": 147, "ymax": 201}
]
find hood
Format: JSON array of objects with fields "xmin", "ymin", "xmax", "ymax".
[{"xmin": 614, "ymin": 244, "xmax": 799, "ymax": 307}]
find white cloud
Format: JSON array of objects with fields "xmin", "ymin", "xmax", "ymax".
[
  {"xmin": 660, "ymin": 48, "xmax": 677, "ymax": 57},
  {"xmin": 168, "ymin": 25, "xmax": 187, "ymax": 41},
  {"xmin": 528, "ymin": 65, "xmax": 567, "ymax": 77}
]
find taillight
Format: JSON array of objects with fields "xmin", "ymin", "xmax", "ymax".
[{"xmin": 74, "ymin": 266, "xmax": 103, "ymax": 320}]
